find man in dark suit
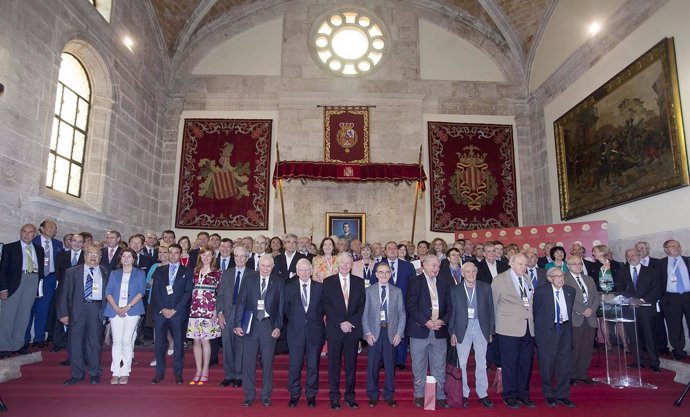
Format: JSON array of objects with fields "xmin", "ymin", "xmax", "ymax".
[
  {"xmin": 51, "ymin": 233, "xmax": 85, "ymax": 353},
  {"xmin": 659, "ymin": 239, "xmax": 690, "ymax": 360},
  {"xmin": 636, "ymin": 240, "xmax": 668, "ymax": 355},
  {"xmin": 274, "ymin": 233, "xmax": 305, "ymax": 282},
  {"xmin": 525, "ymin": 247, "xmax": 548, "ymax": 288},
  {"xmin": 438, "ymin": 247, "xmax": 463, "ymax": 286},
  {"xmin": 534, "ymin": 267, "xmax": 576, "ymax": 407},
  {"xmin": 537, "ymin": 242, "xmax": 556, "ymax": 269},
  {"xmin": 58, "ymin": 244, "xmax": 108, "ymax": 385},
  {"xmin": 144, "ymin": 230, "xmax": 159, "ymax": 260},
  {"xmin": 0, "ymin": 224, "xmax": 45, "ymax": 357},
  {"xmin": 322, "ymin": 252, "xmax": 365, "ymax": 410},
  {"xmin": 619, "ymin": 248, "xmax": 661, "ymax": 371},
  {"xmin": 187, "ymin": 231, "xmax": 210, "ymax": 271},
  {"xmin": 298, "ymin": 237, "xmax": 314, "ymax": 262},
  {"xmin": 448, "ymin": 261, "xmax": 495, "ymax": 409},
  {"xmin": 376, "ymin": 241, "xmax": 415, "ymax": 370},
  {"xmin": 475, "ymin": 242, "xmax": 509, "ymax": 285},
  {"xmin": 150, "ymin": 244, "xmax": 193, "ymax": 385},
  {"xmin": 362, "ymin": 262, "xmax": 405, "ymax": 407},
  {"xmin": 26, "ymin": 220, "xmax": 63, "ymax": 348},
  {"xmin": 285, "ymin": 258, "xmax": 325, "ymax": 407},
  {"xmin": 218, "ymin": 246, "xmax": 255, "ymax": 387},
  {"xmin": 234, "ymin": 254, "xmax": 284, "ymax": 407},
  {"xmin": 129, "ymin": 234, "xmax": 154, "ymax": 272},
  {"xmin": 100, "ymin": 230, "xmax": 122, "ymax": 272},
  {"xmin": 406, "ymin": 255, "xmax": 451, "ymax": 409}
]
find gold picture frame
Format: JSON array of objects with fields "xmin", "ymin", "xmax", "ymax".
[
  {"xmin": 554, "ymin": 37, "xmax": 688, "ymax": 220},
  {"xmin": 325, "ymin": 212, "xmax": 366, "ymax": 248}
]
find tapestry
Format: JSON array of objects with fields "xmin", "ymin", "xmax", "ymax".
[
  {"xmin": 324, "ymin": 106, "xmax": 370, "ymax": 163},
  {"xmin": 175, "ymin": 119, "xmax": 272, "ymax": 230},
  {"xmin": 428, "ymin": 122, "xmax": 517, "ymax": 232}
]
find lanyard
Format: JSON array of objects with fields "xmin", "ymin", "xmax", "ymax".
[{"xmin": 463, "ymin": 282, "xmax": 475, "ymax": 305}]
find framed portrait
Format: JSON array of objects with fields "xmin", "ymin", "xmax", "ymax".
[
  {"xmin": 554, "ymin": 37, "xmax": 689, "ymax": 220},
  {"xmin": 326, "ymin": 212, "xmax": 366, "ymax": 248}
]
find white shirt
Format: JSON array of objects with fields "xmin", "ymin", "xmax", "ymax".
[
  {"xmin": 285, "ymin": 251, "xmax": 296, "ymax": 277},
  {"xmin": 486, "ymin": 260, "xmax": 498, "ymax": 278},
  {"xmin": 83, "ymin": 265, "xmax": 103, "ymax": 301},
  {"xmin": 553, "ymin": 285, "xmax": 569, "ymax": 323},
  {"xmin": 20, "ymin": 241, "xmax": 38, "ymax": 272}
]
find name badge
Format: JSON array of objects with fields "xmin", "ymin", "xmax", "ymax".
[
  {"xmin": 672, "ymin": 275, "xmax": 678, "ymax": 283},
  {"xmin": 44, "ymin": 257, "xmax": 50, "ymax": 267},
  {"xmin": 92, "ymin": 283, "xmax": 100, "ymax": 294},
  {"xmin": 119, "ymin": 290, "xmax": 128, "ymax": 304},
  {"xmin": 257, "ymin": 300, "xmax": 265, "ymax": 311},
  {"xmin": 380, "ymin": 310, "xmax": 387, "ymax": 322},
  {"xmin": 522, "ymin": 296, "xmax": 530, "ymax": 307},
  {"xmin": 431, "ymin": 299, "xmax": 439, "ymax": 309},
  {"xmin": 166, "ymin": 285, "xmax": 174, "ymax": 295},
  {"xmin": 467, "ymin": 308, "xmax": 475, "ymax": 319}
]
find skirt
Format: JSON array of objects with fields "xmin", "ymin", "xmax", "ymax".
[{"xmin": 186, "ymin": 317, "xmax": 221, "ymax": 340}]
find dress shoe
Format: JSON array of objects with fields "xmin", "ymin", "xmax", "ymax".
[
  {"xmin": 90, "ymin": 376, "xmax": 100, "ymax": 384},
  {"xmin": 307, "ymin": 397, "xmax": 316, "ymax": 407},
  {"xmin": 262, "ymin": 398, "xmax": 271, "ymax": 407},
  {"xmin": 63, "ymin": 377, "xmax": 84, "ymax": 386},
  {"xmin": 546, "ymin": 397, "xmax": 557, "ymax": 407},
  {"xmin": 578, "ymin": 378, "xmax": 597, "ymax": 385},
  {"xmin": 59, "ymin": 359, "xmax": 70, "ymax": 366},
  {"xmin": 0, "ymin": 351, "xmax": 10, "ymax": 359},
  {"xmin": 479, "ymin": 396, "xmax": 493, "ymax": 408},
  {"xmin": 396, "ymin": 364, "xmax": 406, "ymax": 371},
  {"xmin": 288, "ymin": 398, "xmax": 299, "ymax": 408},
  {"xmin": 413, "ymin": 397, "xmax": 424, "ymax": 408},
  {"xmin": 436, "ymin": 399, "xmax": 450, "ymax": 409},
  {"xmin": 151, "ymin": 375, "xmax": 164, "ymax": 384},
  {"xmin": 673, "ymin": 350, "xmax": 688, "ymax": 360},
  {"xmin": 517, "ymin": 398, "xmax": 536, "ymax": 408},
  {"xmin": 569, "ymin": 378, "xmax": 577, "ymax": 385},
  {"xmin": 242, "ymin": 399, "xmax": 253, "ymax": 407},
  {"xmin": 557, "ymin": 398, "xmax": 576, "ymax": 408},
  {"xmin": 219, "ymin": 379, "xmax": 232, "ymax": 387},
  {"xmin": 346, "ymin": 399, "xmax": 359, "ymax": 409},
  {"xmin": 650, "ymin": 365, "xmax": 661, "ymax": 373},
  {"xmin": 385, "ymin": 399, "xmax": 397, "ymax": 407},
  {"xmin": 330, "ymin": 401, "xmax": 340, "ymax": 410},
  {"xmin": 175, "ymin": 375, "xmax": 183, "ymax": 384},
  {"xmin": 50, "ymin": 346, "xmax": 63, "ymax": 353},
  {"xmin": 503, "ymin": 398, "xmax": 519, "ymax": 409},
  {"xmin": 232, "ymin": 379, "xmax": 243, "ymax": 387},
  {"xmin": 111, "ymin": 376, "xmax": 120, "ymax": 385},
  {"xmin": 15, "ymin": 344, "xmax": 29, "ymax": 355},
  {"xmin": 32, "ymin": 341, "xmax": 46, "ymax": 349},
  {"xmin": 368, "ymin": 399, "xmax": 378, "ymax": 407}
]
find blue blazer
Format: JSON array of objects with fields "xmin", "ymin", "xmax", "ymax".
[
  {"xmin": 373, "ymin": 258, "xmax": 414, "ymax": 298},
  {"xmin": 104, "ymin": 268, "xmax": 147, "ymax": 318}
]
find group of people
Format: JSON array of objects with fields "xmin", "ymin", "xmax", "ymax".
[{"xmin": 0, "ymin": 221, "xmax": 688, "ymax": 410}]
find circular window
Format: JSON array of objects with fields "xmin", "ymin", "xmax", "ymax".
[{"xmin": 309, "ymin": 8, "xmax": 389, "ymax": 77}]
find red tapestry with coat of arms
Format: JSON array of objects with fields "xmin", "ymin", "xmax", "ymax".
[
  {"xmin": 324, "ymin": 106, "xmax": 370, "ymax": 163},
  {"xmin": 428, "ymin": 122, "xmax": 518, "ymax": 232},
  {"xmin": 175, "ymin": 119, "xmax": 272, "ymax": 230}
]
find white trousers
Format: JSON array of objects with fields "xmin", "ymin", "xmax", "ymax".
[{"xmin": 110, "ymin": 315, "xmax": 140, "ymax": 376}]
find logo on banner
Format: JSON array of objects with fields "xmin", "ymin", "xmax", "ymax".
[
  {"xmin": 336, "ymin": 122, "xmax": 358, "ymax": 153},
  {"xmin": 449, "ymin": 146, "xmax": 498, "ymax": 210},
  {"xmin": 197, "ymin": 143, "xmax": 250, "ymax": 200}
]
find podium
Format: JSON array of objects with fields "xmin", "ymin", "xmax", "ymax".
[{"xmin": 593, "ymin": 294, "xmax": 656, "ymax": 389}]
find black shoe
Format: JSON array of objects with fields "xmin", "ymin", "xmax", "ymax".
[
  {"xmin": 58, "ymin": 359, "xmax": 70, "ymax": 366},
  {"xmin": 63, "ymin": 377, "xmax": 83, "ymax": 386},
  {"xmin": 50, "ymin": 346, "xmax": 63, "ymax": 353},
  {"xmin": 346, "ymin": 400, "xmax": 359, "ymax": 409},
  {"xmin": 368, "ymin": 399, "xmax": 377, "ymax": 407},
  {"xmin": 16, "ymin": 344, "xmax": 29, "ymax": 355},
  {"xmin": 151, "ymin": 375, "xmax": 164, "ymax": 384},
  {"xmin": 569, "ymin": 378, "xmax": 577, "ymax": 385},
  {"xmin": 436, "ymin": 399, "xmax": 450, "ymax": 409},
  {"xmin": 232, "ymin": 379, "xmax": 242, "ymax": 387},
  {"xmin": 0, "ymin": 351, "xmax": 10, "ymax": 359},
  {"xmin": 32, "ymin": 341, "xmax": 46, "ymax": 349},
  {"xmin": 461, "ymin": 397, "xmax": 469, "ymax": 408},
  {"xmin": 395, "ymin": 364, "xmax": 406, "ymax": 371},
  {"xmin": 503, "ymin": 398, "xmax": 519, "ymax": 409},
  {"xmin": 385, "ymin": 399, "xmax": 397, "ymax": 407},
  {"xmin": 330, "ymin": 401, "xmax": 341, "ymax": 410},
  {"xmin": 89, "ymin": 376, "xmax": 100, "ymax": 385},
  {"xmin": 578, "ymin": 378, "xmax": 597, "ymax": 385},
  {"xmin": 262, "ymin": 398, "xmax": 271, "ymax": 407},
  {"xmin": 175, "ymin": 375, "xmax": 183, "ymax": 384},
  {"xmin": 243, "ymin": 399, "xmax": 253, "ymax": 407},
  {"xmin": 413, "ymin": 397, "xmax": 424, "ymax": 408},
  {"xmin": 557, "ymin": 398, "xmax": 576, "ymax": 408},
  {"xmin": 479, "ymin": 397, "xmax": 493, "ymax": 408},
  {"xmin": 219, "ymin": 379, "xmax": 232, "ymax": 387},
  {"xmin": 546, "ymin": 398, "xmax": 557, "ymax": 407},
  {"xmin": 650, "ymin": 365, "xmax": 661, "ymax": 373},
  {"xmin": 288, "ymin": 398, "xmax": 299, "ymax": 408},
  {"xmin": 673, "ymin": 350, "xmax": 688, "ymax": 360},
  {"xmin": 307, "ymin": 397, "xmax": 316, "ymax": 408},
  {"xmin": 517, "ymin": 398, "xmax": 536, "ymax": 408}
]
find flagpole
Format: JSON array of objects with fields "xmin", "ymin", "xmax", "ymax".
[
  {"xmin": 411, "ymin": 145, "xmax": 423, "ymax": 244},
  {"xmin": 276, "ymin": 144, "xmax": 287, "ymax": 234}
]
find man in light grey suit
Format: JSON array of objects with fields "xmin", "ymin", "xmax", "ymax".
[
  {"xmin": 362, "ymin": 262, "xmax": 405, "ymax": 407},
  {"xmin": 217, "ymin": 246, "xmax": 256, "ymax": 387},
  {"xmin": 564, "ymin": 255, "xmax": 600, "ymax": 385}
]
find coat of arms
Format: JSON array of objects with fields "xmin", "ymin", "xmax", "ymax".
[
  {"xmin": 336, "ymin": 122, "xmax": 358, "ymax": 153},
  {"xmin": 449, "ymin": 145, "xmax": 498, "ymax": 210},
  {"xmin": 197, "ymin": 143, "xmax": 250, "ymax": 200}
]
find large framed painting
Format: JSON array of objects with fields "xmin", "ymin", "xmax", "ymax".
[
  {"xmin": 325, "ymin": 212, "xmax": 366, "ymax": 250},
  {"xmin": 554, "ymin": 37, "xmax": 688, "ymax": 220},
  {"xmin": 175, "ymin": 119, "xmax": 272, "ymax": 230}
]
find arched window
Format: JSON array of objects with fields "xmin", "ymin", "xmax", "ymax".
[{"xmin": 46, "ymin": 53, "xmax": 91, "ymax": 197}]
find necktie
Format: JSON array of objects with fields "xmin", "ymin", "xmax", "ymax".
[
  {"xmin": 44, "ymin": 240, "xmax": 52, "ymax": 273},
  {"xmin": 674, "ymin": 259, "xmax": 686, "ymax": 293},
  {"xmin": 84, "ymin": 267, "xmax": 94, "ymax": 301},
  {"xmin": 452, "ymin": 269, "xmax": 460, "ymax": 285},
  {"xmin": 108, "ymin": 247, "xmax": 114, "ymax": 263},
  {"xmin": 390, "ymin": 262, "xmax": 396, "ymax": 283},
  {"xmin": 430, "ymin": 278, "xmax": 439, "ymax": 320},
  {"xmin": 233, "ymin": 270, "xmax": 241, "ymax": 305},
  {"xmin": 302, "ymin": 283, "xmax": 309, "ymax": 311},
  {"xmin": 632, "ymin": 266, "xmax": 639, "ymax": 289},
  {"xmin": 576, "ymin": 276, "xmax": 588, "ymax": 302},
  {"xmin": 555, "ymin": 289, "xmax": 561, "ymax": 330},
  {"xmin": 221, "ymin": 258, "xmax": 227, "ymax": 271},
  {"xmin": 261, "ymin": 277, "xmax": 267, "ymax": 298},
  {"xmin": 518, "ymin": 276, "xmax": 527, "ymax": 297},
  {"xmin": 529, "ymin": 269, "xmax": 537, "ymax": 288},
  {"xmin": 71, "ymin": 252, "xmax": 78, "ymax": 266},
  {"xmin": 169, "ymin": 264, "xmax": 177, "ymax": 286},
  {"xmin": 149, "ymin": 248, "xmax": 154, "ymax": 257},
  {"xmin": 381, "ymin": 285, "xmax": 387, "ymax": 323},
  {"xmin": 342, "ymin": 277, "xmax": 349, "ymax": 308},
  {"xmin": 25, "ymin": 245, "xmax": 34, "ymax": 273}
]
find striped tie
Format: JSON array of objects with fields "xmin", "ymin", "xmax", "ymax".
[{"xmin": 84, "ymin": 267, "xmax": 94, "ymax": 301}]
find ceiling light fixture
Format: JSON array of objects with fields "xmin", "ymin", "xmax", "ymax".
[
  {"xmin": 588, "ymin": 22, "xmax": 601, "ymax": 36},
  {"xmin": 123, "ymin": 36, "xmax": 135, "ymax": 52}
]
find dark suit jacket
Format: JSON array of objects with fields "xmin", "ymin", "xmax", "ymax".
[
  {"xmin": 448, "ymin": 280, "xmax": 494, "ymax": 342},
  {"xmin": 374, "ymin": 258, "xmax": 414, "ymax": 297},
  {"xmin": 0, "ymin": 240, "xmax": 45, "ymax": 297},
  {"xmin": 526, "ymin": 267, "xmax": 548, "ymax": 287},
  {"xmin": 100, "ymin": 246, "xmax": 122, "ymax": 272},
  {"xmin": 284, "ymin": 279, "xmax": 325, "ymax": 346},
  {"xmin": 152, "ymin": 264, "xmax": 193, "ymax": 319},
  {"xmin": 55, "ymin": 250, "xmax": 85, "ymax": 296},
  {"xmin": 274, "ymin": 252, "xmax": 306, "ymax": 282},
  {"xmin": 57, "ymin": 264, "xmax": 109, "ymax": 320},
  {"xmin": 438, "ymin": 264, "xmax": 463, "ymax": 287},
  {"xmin": 476, "ymin": 259, "xmax": 509, "ymax": 285},
  {"xmin": 322, "ymin": 273, "xmax": 365, "ymax": 340},
  {"xmin": 588, "ymin": 259, "xmax": 623, "ymax": 292},
  {"xmin": 533, "ymin": 283, "xmax": 575, "ymax": 342},
  {"xmin": 217, "ymin": 267, "xmax": 258, "ymax": 321},
  {"xmin": 234, "ymin": 272, "xmax": 284, "ymax": 331},
  {"xmin": 619, "ymin": 264, "xmax": 660, "ymax": 311},
  {"xmin": 405, "ymin": 273, "xmax": 450, "ymax": 339},
  {"xmin": 32, "ymin": 236, "xmax": 63, "ymax": 274},
  {"xmin": 658, "ymin": 256, "xmax": 690, "ymax": 295},
  {"xmin": 134, "ymin": 252, "xmax": 154, "ymax": 272},
  {"xmin": 537, "ymin": 257, "xmax": 551, "ymax": 269}
]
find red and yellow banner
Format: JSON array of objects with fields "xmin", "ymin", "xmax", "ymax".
[{"xmin": 324, "ymin": 106, "xmax": 370, "ymax": 164}]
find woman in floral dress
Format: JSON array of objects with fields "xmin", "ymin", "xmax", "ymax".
[
  {"xmin": 186, "ymin": 245, "xmax": 221, "ymax": 385},
  {"xmin": 311, "ymin": 237, "xmax": 339, "ymax": 283}
]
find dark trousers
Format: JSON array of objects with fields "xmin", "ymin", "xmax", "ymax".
[
  {"xmin": 287, "ymin": 337, "xmax": 323, "ymax": 399},
  {"xmin": 367, "ymin": 330, "xmax": 396, "ymax": 400},
  {"xmin": 327, "ymin": 333, "xmax": 359, "ymax": 401},
  {"xmin": 661, "ymin": 293, "xmax": 690, "ymax": 353},
  {"xmin": 497, "ymin": 324, "xmax": 534, "ymax": 400},
  {"xmin": 536, "ymin": 324, "xmax": 572, "ymax": 399},
  {"xmin": 654, "ymin": 307, "xmax": 670, "ymax": 353},
  {"xmin": 242, "ymin": 319, "xmax": 277, "ymax": 401},
  {"xmin": 221, "ymin": 323, "xmax": 243, "ymax": 380},
  {"xmin": 626, "ymin": 308, "xmax": 660, "ymax": 367},
  {"xmin": 571, "ymin": 321, "xmax": 596, "ymax": 380},
  {"xmin": 68, "ymin": 302, "xmax": 104, "ymax": 379},
  {"xmin": 25, "ymin": 274, "xmax": 57, "ymax": 343},
  {"xmin": 395, "ymin": 337, "xmax": 407, "ymax": 365},
  {"xmin": 154, "ymin": 314, "xmax": 185, "ymax": 377}
]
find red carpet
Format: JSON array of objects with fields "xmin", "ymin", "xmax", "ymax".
[{"xmin": 1, "ymin": 345, "xmax": 689, "ymax": 417}]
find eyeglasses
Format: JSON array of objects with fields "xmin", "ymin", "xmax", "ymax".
[
  {"xmin": 550, "ymin": 274, "xmax": 566, "ymax": 279},
  {"xmin": 376, "ymin": 270, "xmax": 392, "ymax": 275}
]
